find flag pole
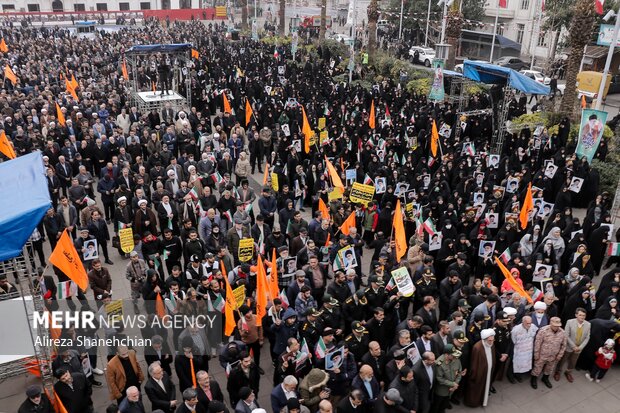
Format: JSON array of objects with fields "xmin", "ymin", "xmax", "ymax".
[{"xmin": 490, "ymin": 0, "xmax": 500, "ymax": 63}]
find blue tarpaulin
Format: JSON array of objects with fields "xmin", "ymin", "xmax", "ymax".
[
  {"xmin": 126, "ymin": 44, "xmax": 193, "ymax": 54},
  {"xmin": 463, "ymin": 60, "xmax": 551, "ymax": 95},
  {"xmin": 0, "ymin": 152, "xmax": 51, "ymax": 262}
]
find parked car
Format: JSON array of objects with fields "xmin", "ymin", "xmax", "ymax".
[
  {"xmin": 519, "ymin": 70, "xmax": 551, "ymax": 85},
  {"xmin": 493, "ymin": 56, "xmax": 529, "ymax": 71},
  {"xmin": 409, "ymin": 46, "xmax": 435, "ymax": 67},
  {"xmin": 328, "ymin": 33, "xmax": 354, "ymax": 45}
]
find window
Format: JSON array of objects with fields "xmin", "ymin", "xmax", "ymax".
[
  {"xmin": 537, "ymin": 31, "xmax": 548, "ymax": 47},
  {"xmin": 51, "ymin": 0, "xmax": 63, "ymax": 11},
  {"xmin": 520, "ymin": 0, "xmax": 529, "ymax": 9},
  {"xmin": 2, "ymin": 4, "xmax": 15, "ymax": 10},
  {"xmin": 74, "ymin": 3, "xmax": 85, "ymax": 11},
  {"xmin": 27, "ymin": 4, "xmax": 40, "ymax": 11},
  {"xmin": 162, "ymin": 0, "xmax": 171, "ymax": 9},
  {"xmin": 140, "ymin": 2, "xmax": 151, "ymax": 9},
  {"xmin": 119, "ymin": 2, "xmax": 130, "ymax": 10},
  {"xmin": 516, "ymin": 23, "xmax": 525, "ymax": 44},
  {"xmin": 96, "ymin": 3, "xmax": 108, "ymax": 11},
  {"xmin": 497, "ymin": 25, "xmax": 504, "ymax": 36}
]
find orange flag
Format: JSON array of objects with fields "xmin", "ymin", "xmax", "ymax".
[
  {"xmin": 495, "ymin": 257, "xmax": 533, "ymax": 304},
  {"xmin": 49, "ymin": 229, "xmax": 89, "ymax": 291},
  {"xmin": 53, "ymin": 390, "xmax": 70, "ymax": 413},
  {"xmin": 430, "ymin": 119, "xmax": 439, "ymax": 157},
  {"xmin": 255, "ymin": 256, "xmax": 269, "ymax": 326},
  {"xmin": 325, "ymin": 156, "xmax": 344, "ymax": 190},
  {"xmin": 268, "ymin": 249, "xmax": 279, "ymax": 301},
  {"xmin": 151, "ymin": 81, "xmax": 156, "ymax": 92},
  {"xmin": 318, "ymin": 198, "xmax": 330, "ymax": 220},
  {"xmin": 155, "ymin": 293, "xmax": 166, "ymax": 319},
  {"xmin": 393, "ymin": 199, "xmax": 407, "ymax": 262},
  {"xmin": 245, "ymin": 98, "xmax": 253, "ymax": 126},
  {"xmin": 121, "ymin": 59, "xmax": 129, "ymax": 80},
  {"xmin": 340, "ymin": 211, "xmax": 356, "ymax": 236},
  {"xmin": 189, "ymin": 357, "xmax": 197, "ymax": 388},
  {"xmin": 70, "ymin": 74, "xmax": 78, "ymax": 90},
  {"xmin": 325, "ymin": 232, "xmax": 331, "ymax": 247},
  {"xmin": 65, "ymin": 78, "xmax": 79, "ymax": 102},
  {"xmin": 519, "ymin": 182, "xmax": 533, "ymax": 230},
  {"xmin": 223, "ymin": 265, "xmax": 237, "ymax": 336},
  {"xmin": 0, "ymin": 130, "xmax": 16, "ymax": 159},
  {"xmin": 222, "ymin": 92, "xmax": 232, "ymax": 114},
  {"xmin": 581, "ymin": 95, "xmax": 587, "ymax": 109},
  {"xmin": 263, "ymin": 163, "xmax": 270, "ymax": 185},
  {"xmin": 369, "ymin": 100, "xmax": 376, "ymax": 129},
  {"xmin": 302, "ymin": 105, "xmax": 313, "ymax": 154},
  {"xmin": 4, "ymin": 64, "xmax": 17, "ymax": 85},
  {"xmin": 56, "ymin": 103, "xmax": 66, "ymax": 127},
  {"xmin": 0, "ymin": 38, "xmax": 8, "ymax": 53},
  {"xmin": 191, "ymin": 48, "xmax": 200, "ymax": 59}
]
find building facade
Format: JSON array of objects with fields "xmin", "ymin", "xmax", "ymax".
[
  {"xmin": 482, "ymin": 0, "xmax": 558, "ymax": 64},
  {"xmin": 0, "ymin": 0, "xmax": 209, "ymax": 12}
]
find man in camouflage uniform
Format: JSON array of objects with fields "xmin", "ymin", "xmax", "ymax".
[
  {"xmin": 531, "ymin": 317, "xmax": 567, "ymax": 389},
  {"xmin": 432, "ymin": 344, "xmax": 463, "ymax": 413}
]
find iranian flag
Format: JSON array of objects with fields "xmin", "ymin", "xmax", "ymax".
[
  {"xmin": 363, "ymin": 174, "xmax": 374, "ymax": 185},
  {"xmin": 402, "ymin": 154, "xmax": 407, "ymax": 165},
  {"xmin": 188, "ymin": 187, "xmax": 199, "ymax": 200},
  {"xmin": 466, "ymin": 143, "xmax": 476, "ymax": 156},
  {"xmin": 118, "ymin": 222, "xmax": 129, "ymax": 231},
  {"xmin": 315, "ymin": 336, "xmax": 327, "ymax": 359},
  {"xmin": 56, "ymin": 281, "xmax": 76, "ymax": 299},
  {"xmin": 428, "ymin": 156, "xmax": 436, "ymax": 167},
  {"xmin": 279, "ymin": 289, "xmax": 290, "ymax": 309},
  {"xmin": 423, "ymin": 218, "xmax": 437, "ymax": 236},
  {"xmin": 385, "ymin": 105, "xmax": 392, "ymax": 125},
  {"xmin": 385, "ymin": 276, "xmax": 395, "ymax": 292},
  {"xmin": 607, "ymin": 242, "xmax": 620, "ymax": 256},
  {"xmin": 499, "ymin": 247, "xmax": 511, "ymax": 264},
  {"xmin": 332, "ymin": 253, "xmax": 345, "ymax": 272},
  {"xmin": 416, "ymin": 215, "xmax": 425, "ymax": 237},
  {"xmin": 211, "ymin": 172, "xmax": 224, "ymax": 185},
  {"xmin": 245, "ymin": 203, "xmax": 253, "ymax": 214},
  {"xmin": 274, "ymin": 46, "xmax": 280, "ymax": 59},
  {"xmin": 213, "ymin": 293, "xmax": 225, "ymax": 312}
]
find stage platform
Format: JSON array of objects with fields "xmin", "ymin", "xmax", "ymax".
[{"xmin": 132, "ymin": 90, "xmax": 187, "ymax": 113}]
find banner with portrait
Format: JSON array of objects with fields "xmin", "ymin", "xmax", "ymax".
[
  {"xmin": 576, "ymin": 109, "xmax": 607, "ymax": 163},
  {"xmin": 428, "ymin": 59, "xmax": 445, "ymax": 102}
]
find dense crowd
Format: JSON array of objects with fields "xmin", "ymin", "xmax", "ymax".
[{"xmin": 1, "ymin": 16, "xmax": 618, "ymax": 413}]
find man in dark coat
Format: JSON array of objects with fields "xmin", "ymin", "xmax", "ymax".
[
  {"xmin": 412, "ymin": 352, "xmax": 437, "ymax": 413},
  {"xmin": 18, "ymin": 385, "xmax": 53, "ymax": 413},
  {"xmin": 144, "ymin": 361, "xmax": 177, "ymax": 412},
  {"xmin": 53, "ymin": 368, "xmax": 94, "ymax": 413},
  {"xmin": 87, "ymin": 209, "xmax": 113, "ymax": 264}
]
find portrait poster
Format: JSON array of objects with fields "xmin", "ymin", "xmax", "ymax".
[{"xmin": 576, "ymin": 109, "xmax": 607, "ymax": 163}]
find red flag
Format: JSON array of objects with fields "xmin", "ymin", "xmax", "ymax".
[
  {"xmin": 499, "ymin": 0, "xmax": 507, "ymax": 7},
  {"xmin": 596, "ymin": 0, "xmax": 604, "ymax": 14}
]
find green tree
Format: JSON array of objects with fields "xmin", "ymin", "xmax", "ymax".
[{"xmin": 279, "ymin": 0, "xmax": 286, "ymax": 35}]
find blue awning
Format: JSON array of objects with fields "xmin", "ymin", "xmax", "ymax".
[
  {"xmin": 496, "ymin": 35, "xmax": 522, "ymax": 51},
  {"xmin": 126, "ymin": 44, "xmax": 193, "ymax": 54},
  {"xmin": 0, "ymin": 152, "xmax": 51, "ymax": 262},
  {"xmin": 463, "ymin": 60, "xmax": 551, "ymax": 95}
]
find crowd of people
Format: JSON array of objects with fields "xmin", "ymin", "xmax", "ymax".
[{"xmin": 1, "ymin": 14, "xmax": 618, "ymax": 413}]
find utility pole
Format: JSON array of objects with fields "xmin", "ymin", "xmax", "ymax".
[
  {"xmin": 490, "ymin": 0, "xmax": 500, "ymax": 62},
  {"xmin": 596, "ymin": 9, "xmax": 620, "ymax": 109},
  {"xmin": 399, "ymin": 0, "xmax": 404, "ymax": 40},
  {"xmin": 349, "ymin": 0, "xmax": 357, "ymax": 83},
  {"xmin": 424, "ymin": 0, "xmax": 432, "ymax": 47}
]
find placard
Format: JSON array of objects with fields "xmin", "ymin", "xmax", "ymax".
[
  {"xmin": 233, "ymin": 285, "xmax": 246, "ymax": 308},
  {"xmin": 238, "ymin": 238, "xmax": 255, "ymax": 262},
  {"xmin": 119, "ymin": 227, "xmax": 134, "ymax": 254},
  {"xmin": 391, "ymin": 266, "xmax": 415, "ymax": 297},
  {"xmin": 349, "ymin": 182, "xmax": 375, "ymax": 205}
]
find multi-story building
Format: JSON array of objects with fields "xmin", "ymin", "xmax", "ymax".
[
  {"xmin": 482, "ymin": 0, "xmax": 558, "ymax": 63},
  {"xmin": 0, "ymin": 0, "xmax": 207, "ymax": 12}
]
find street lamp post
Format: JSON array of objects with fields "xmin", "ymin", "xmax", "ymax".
[
  {"xmin": 425, "ymin": 0, "xmax": 432, "ymax": 46},
  {"xmin": 399, "ymin": 0, "xmax": 405, "ymax": 40},
  {"xmin": 596, "ymin": 10, "xmax": 620, "ymax": 109}
]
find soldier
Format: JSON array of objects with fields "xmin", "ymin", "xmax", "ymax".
[
  {"xmin": 414, "ymin": 269, "xmax": 438, "ymax": 313},
  {"xmin": 342, "ymin": 289, "xmax": 368, "ymax": 334},
  {"xmin": 320, "ymin": 294, "xmax": 345, "ymax": 337},
  {"xmin": 365, "ymin": 275, "xmax": 386, "ymax": 310},
  {"xmin": 345, "ymin": 321, "xmax": 369, "ymax": 364},
  {"xmin": 492, "ymin": 311, "xmax": 512, "ymax": 382},
  {"xmin": 431, "ymin": 344, "xmax": 463, "ymax": 413},
  {"xmin": 530, "ymin": 317, "xmax": 567, "ymax": 389},
  {"xmin": 467, "ymin": 313, "xmax": 487, "ymax": 344},
  {"xmin": 300, "ymin": 308, "xmax": 323, "ymax": 349}
]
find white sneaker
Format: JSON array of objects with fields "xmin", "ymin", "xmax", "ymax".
[
  {"xmin": 585, "ymin": 373, "xmax": 593, "ymax": 382},
  {"xmin": 92, "ymin": 368, "xmax": 104, "ymax": 375},
  {"xmin": 595, "ymin": 379, "xmax": 601, "ymax": 383}
]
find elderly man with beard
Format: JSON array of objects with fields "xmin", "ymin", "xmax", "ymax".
[{"xmin": 464, "ymin": 329, "xmax": 495, "ymax": 408}]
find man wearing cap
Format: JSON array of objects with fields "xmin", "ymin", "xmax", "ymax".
[
  {"xmin": 432, "ymin": 344, "xmax": 463, "ymax": 413},
  {"xmin": 18, "ymin": 385, "xmax": 53, "ymax": 413},
  {"xmin": 530, "ymin": 316, "xmax": 567, "ymax": 389},
  {"xmin": 464, "ymin": 329, "xmax": 495, "ymax": 407},
  {"xmin": 320, "ymin": 294, "xmax": 345, "ymax": 336},
  {"xmin": 439, "ymin": 271, "xmax": 462, "ymax": 320},
  {"xmin": 447, "ymin": 253, "xmax": 472, "ymax": 286},
  {"xmin": 227, "ymin": 217, "xmax": 250, "ymax": 265},
  {"xmin": 343, "ymin": 289, "xmax": 368, "ymax": 332},
  {"xmin": 374, "ymin": 388, "xmax": 404, "ymax": 413},
  {"xmin": 492, "ymin": 311, "xmax": 512, "ymax": 382},
  {"xmin": 365, "ymin": 307, "xmax": 389, "ymax": 349},
  {"xmin": 287, "ymin": 270, "xmax": 311, "ymax": 309},
  {"xmin": 301, "ymin": 308, "xmax": 323, "ymax": 348},
  {"xmin": 259, "ymin": 187, "xmax": 277, "ymax": 229},
  {"xmin": 134, "ymin": 198, "xmax": 158, "ymax": 237},
  {"xmin": 345, "ymin": 321, "xmax": 370, "ymax": 364},
  {"xmin": 467, "ymin": 312, "xmax": 488, "ymax": 344}
]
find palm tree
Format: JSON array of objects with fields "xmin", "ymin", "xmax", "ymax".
[
  {"xmin": 240, "ymin": 0, "xmax": 249, "ymax": 31},
  {"xmin": 368, "ymin": 0, "xmax": 379, "ymax": 61},
  {"xmin": 560, "ymin": 0, "xmax": 595, "ymax": 116},
  {"xmin": 279, "ymin": 0, "xmax": 286, "ymax": 35},
  {"xmin": 319, "ymin": 0, "xmax": 327, "ymax": 41},
  {"xmin": 444, "ymin": 2, "xmax": 463, "ymax": 70}
]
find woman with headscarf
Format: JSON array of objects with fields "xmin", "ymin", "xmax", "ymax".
[
  {"xmin": 436, "ymin": 238, "xmax": 457, "ymax": 276},
  {"xmin": 595, "ymin": 296, "xmax": 619, "ymax": 320},
  {"xmin": 565, "ymin": 267, "xmax": 582, "ymax": 290},
  {"xmin": 582, "ymin": 203, "xmax": 604, "ymax": 240},
  {"xmin": 519, "ymin": 225, "xmax": 542, "ymax": 262},
  {"xmin": 587, "ymin": 225, "xmax": 610, "ymax": 274},
  {"xmin": 533, "ymin": 239, "xmax": 558, "ymax": 269},
  {"xmin": 562, "ymin": 288, "xmax": 593, "ymax": 323},
  {"xmin": 570, "ymin": 253, "xmax": 595, "ymax": 279},
  {"xmin": 576, "ymin": 319, "xmax": 620, "ymax": 370},
  {"xmin": 541, "ymin": 227, "xmax": 565, "ymax": 260}
]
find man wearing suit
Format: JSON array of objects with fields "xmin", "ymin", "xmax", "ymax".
[
  {"xmin": 145, "ymin": 361, "xmax": 177, "ymax": 412},
  {"xmin": 235, "ymin": 387, "xmax": 260, "ymax": 413},
  {"xmin": 415, "ymin": 296, "xmax": 438, "ymax": 332},
  {"xmin": 412, "ymin": 352, "xmax": 437, "ymax": 413},
  {"xmin": 469, "ymin": 294, "xmax": 499, "ymax": 329},
  {"xmin": 555, "ymin": 308, "xmax": 590, "ymax": 383},
  {"xmin": 416, "ymin": 326, "xmax": 440, "ymax": 359},
  {"xmin": 336, "ymin": 390, "xmax": 365, "ymax": 413},
  {"xmin": 351, "ymin": 365, "xmax": 381, "ymax": 408},
  {"xmin": 129, "ymin": 107, "xmax": 141, "ymax": 125},
  {"xmin": 53, "ymin": 368, "xmax": 94, "ymax": 413},
  {"xmin": 270, "ymin": 375, "xmax": 299, "ymax": 413},
  {"xmin": 196, "ymin": 370, "xmax": 224, "ymax": 412},
  {"xmin": 431, "ymin": 321, "xmax": 453, "ymax": 356},
  {"xmin": 106, "ymin": 346, "xmax": 144, "ymax": 405},
  {"xmin": 176, "ymin": 388, "xmax": 206, "ymax": 413},
  {"xmin": 56, "ymin": 155, "xmax": 73, "ymax": 196},
  {"xmin": 144, "ymin": 336, "xmax": 174, "ymax": 377}
]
